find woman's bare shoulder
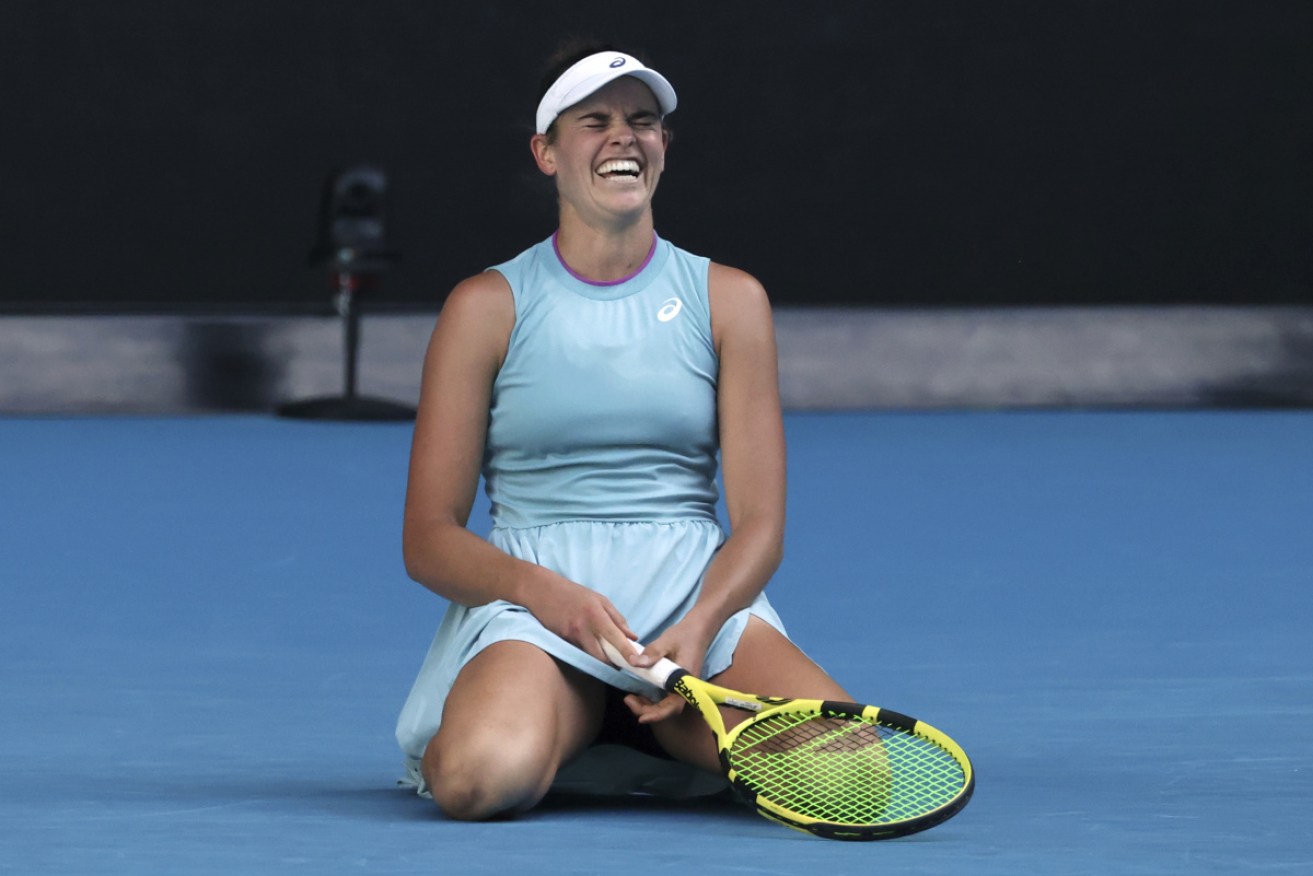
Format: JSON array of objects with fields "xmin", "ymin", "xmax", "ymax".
[
  {"xmin": 707, "ymin": 261, "xmax": 773, "ymax": 346},
  {"xmin": 434, "ymin": 269, "xmax": 514, "ymax": 340},
  {"xmin": 708, "ymin": 261, "xmax": 767, "ymax": 299},
  {"xmin": 443, "ymin": 269, "xmax": 513, "ymax": 313}
]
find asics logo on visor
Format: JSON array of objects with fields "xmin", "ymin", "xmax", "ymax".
[
  {"xmin": 609, "ymin": 58, "xmax": 626, "ymax": 68},
  {"xmin": 657, "ymin": 298, "xmax": 683, "ymax": 322}
]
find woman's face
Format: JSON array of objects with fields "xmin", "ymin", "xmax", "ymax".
[{"xmin": 532, "ymin": 76, "xmax": 669, "ymax": 226}]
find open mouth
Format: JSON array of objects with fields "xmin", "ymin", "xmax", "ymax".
[{"xmin": 596, "ymin": 159, "xmax": 641, "ymax": 180}]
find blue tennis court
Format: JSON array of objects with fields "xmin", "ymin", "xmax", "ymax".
[{"xmin": 2, "ymin": 411, "xmax": 1310, "ymax": 874}]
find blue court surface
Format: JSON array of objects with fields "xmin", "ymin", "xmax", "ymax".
[{"xmin": 2, "ymin": 411, "xmax": 1310, "ymax": 874}]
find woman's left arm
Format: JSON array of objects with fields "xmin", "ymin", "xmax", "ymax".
[{"xmin": 625, "ymin": 262, "xmax": 786, "ymax": 721}]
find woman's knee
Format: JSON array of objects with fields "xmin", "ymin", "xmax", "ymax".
[
  {"xmin": 422, "ymin": 728, "xmax": 556, "ymax": 820},
  {"xmin": 419, "ymin": 643, "xmax": 605, "ymax": 820}
]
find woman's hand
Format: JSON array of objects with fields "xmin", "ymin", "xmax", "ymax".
[
  {"xmin": 520, "ymin": 572, "xmax": 637, "ymax": 664},
  {"xmin": 620, "ymin": 617, "xmax": 716, "ymax": 724}
]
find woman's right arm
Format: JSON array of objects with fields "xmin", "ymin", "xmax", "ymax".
[
  {"xmin": 402, "ymin": 270, "xmax": 525, "ymax": 605},
  {"xmin": 401, "ymin": 271, "xmax": 635, "ymax": 658}
]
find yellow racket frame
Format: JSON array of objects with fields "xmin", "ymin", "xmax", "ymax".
[{"xmin": 601, "ymin": 639, "xmax": 974, "ymax": 841}]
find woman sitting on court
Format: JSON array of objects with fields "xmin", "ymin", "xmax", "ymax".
[{"xmin": 395, "ymin": 41, "xmax": 852, "ymax": 819}]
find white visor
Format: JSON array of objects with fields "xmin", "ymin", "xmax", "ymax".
[{"xmin": 535, "ymin": 52, "xmax": 677, "ymax": 134}]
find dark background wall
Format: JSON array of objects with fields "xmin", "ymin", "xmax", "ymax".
[{"xmin": 3, "ymin": 0, "xmax": 1311, "ymax": 313}]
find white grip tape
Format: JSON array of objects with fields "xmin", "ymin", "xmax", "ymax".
[{"xmin": 598, "ymin": 638, "xmax": 681, "ymax": 689}]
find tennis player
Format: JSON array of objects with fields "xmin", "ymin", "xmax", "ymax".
[{"xmin": 396, "ymin": 41, "xmax": 851, "ymax": 820}]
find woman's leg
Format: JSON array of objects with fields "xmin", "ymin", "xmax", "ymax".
[
  {"xmin": 422, "ymin": 640, "xmax": 604, "ymax": 820},
  {"xmin": 651, "ymin": 615, "xmax": 851, "ymax": 773}
]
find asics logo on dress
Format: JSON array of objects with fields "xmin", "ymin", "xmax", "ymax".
[{"xmin": 657, "ymin": 297, "xmax": 683, "ymax": 322}]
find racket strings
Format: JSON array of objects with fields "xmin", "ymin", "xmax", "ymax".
[{"xmin": 728, "ymin": 712, "xmax": 966, "ymax": 825}]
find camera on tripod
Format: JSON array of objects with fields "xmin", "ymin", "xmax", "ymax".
[{"xmin": 278, "ymin": 164, "xmax": 414, "ymax": 421}]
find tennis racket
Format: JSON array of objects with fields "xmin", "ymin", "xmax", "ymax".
[{"xmin": 599, "ymin": 638, "xmax": 974, "ymax": 841}]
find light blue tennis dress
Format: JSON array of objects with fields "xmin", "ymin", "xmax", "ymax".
[{"xmin": 395, "ymin": 233, "xmax": 786, "ymax": 793}]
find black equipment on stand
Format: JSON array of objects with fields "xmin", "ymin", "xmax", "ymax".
[{"xmin": 278, "ymin": 165, "xmax": 416, "ymax": 421}]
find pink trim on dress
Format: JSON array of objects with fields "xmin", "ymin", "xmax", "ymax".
[{"xmin": 552, "ymin": 231, "xmax": 658, "ymax": 287}]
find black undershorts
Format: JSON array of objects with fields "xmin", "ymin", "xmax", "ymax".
[{"xmin": 592, "ymin": 685, "xmax": 672, "ymax": 760}]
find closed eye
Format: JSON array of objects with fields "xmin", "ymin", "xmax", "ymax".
[{"xmin": 574, "ymin": 111, "xmax": 661, "ymax": 131}]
